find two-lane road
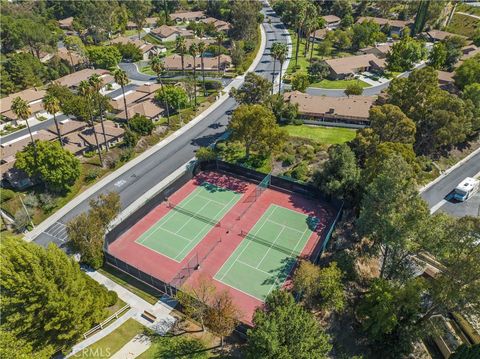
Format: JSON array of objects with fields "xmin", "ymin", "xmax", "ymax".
[{"xmin": 32, "ymin": 4, "xmax": 290, "ymax": 247}]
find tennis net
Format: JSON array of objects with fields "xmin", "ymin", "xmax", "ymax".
[
  {"xmin": 239, "ymin": 230, "xmax": 301, "ymax": 257},
  {"xmin": 167, "ymin": 202, "xmax": 221, "ymax": 227}
]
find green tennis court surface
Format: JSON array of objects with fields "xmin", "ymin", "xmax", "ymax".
[
  {"xmin": 214, "ymin": 204, "xmax": 319, "ymax": 300},
  {"xmin": 136, "ymin": 182, "xmax": 242, "ymax": 262}
]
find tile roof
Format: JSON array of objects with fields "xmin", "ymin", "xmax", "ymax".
[
  {"xmin": 116, "ymin": 97, "xmax": 164, "ymax": 120},
  {"xmin": 163, "ymin": 54, "xmax": 231, "ymax": 70},
  {"xmin": 55, "ymin": 69, "xmax": 111, "ymax": 88},
  {"xmin": 169, "ymin": 11, "xmax": 205, "ymax": 21},
  {"xmin": 109, "ymin": 90, "xmax": 150, "ymax": 111},
  {"xmin": 322, "ymin": 15, "xmax": 341, "ymax": 23},
  {"xmin": 56, "ymin": 47, "xmax": 86, "ymax": 66},
  {"xmin": 426, "ymin": 30, "xmax": 466, "ymax": 41},
  {"xmin": 284, "ymin": 91, "xmax": 375, "ymax": 121},
  {"xmin": 325, "ymin": 54, "xmax": 384, "ymax": 75},
  {"xmin": 356, "ymin": 16, "xmax": 413, "ymax": 29},
  {"xmin": 1, "ymin": 89, "xmax": 46, "ymax": 116}
]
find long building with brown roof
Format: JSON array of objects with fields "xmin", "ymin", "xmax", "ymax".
[
  {"xmin": 0, "ymin": 88, "xmax": 47, "ymax": 123},
  {"xmin": 284, "ymin": 91, "xmax": 375, "ymax": 126},
  {"xmin": 325, "ymin": 54, "xmax": 385, "ymax": 79},
  {"xmin": 163, "ymin": 54, "xmax": 231, "ymax": 71}
]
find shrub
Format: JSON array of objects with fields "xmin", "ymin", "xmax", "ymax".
[
  {"xmin": 204, "ymin": 80, "xmax": 222, "ymax": 91},
  {"xmin": 129, "ymin": 114, "xmax": 154, "ymax": 135},
  {"xmin": 281, "ymin": 153, "xmax": 295, "ymax": 166},
  {"xmin": 293, "ymin": 119, "xmax": 303, "ymax": 125},
  {"xmin": 23, "ymin": 193, "xmax": 39, "ymax": 208},
  {"xmin": 123, "ymin": 129, "xmax": 139, "ymax": 148},
  {"xmin": 13, "ymin": 209, "xmax": 31, "ymax": 232},
  {"xmin": 291, "ymin": 162, "xmax": 309, "ymax": 181},
  {"xmin": 196, "ymin": 147, "xmax": 217, "ymax": 161},
  {"xmin": 120, "ymin": 147, "xmax": 135, "ymax": 162},
  {"xmin": 107, "ymin": 290, "xmax": 118, "ymax": 306},
  {"xmin": 85, "ymin": 169, "xmax": 100, "ymax": 183},
  {"xmin": 0, "ymin": 189, "xmax": 15, "ymax": 204},
  {"xmin": 39, "ymin": 193, "xmax": 56, "ymax": 212},
  {"xmin": 83, "ymin": 150, "xmax": 96, "ymax": 158}
]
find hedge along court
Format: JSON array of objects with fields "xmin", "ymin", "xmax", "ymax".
[{"xmin": 106, "ymin": 168, "xmax": 337, "ymax": 324}]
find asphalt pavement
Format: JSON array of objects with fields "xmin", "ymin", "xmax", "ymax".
[{"xmin": 32, "ymin": 3, "xmax": 290, "ymax": 247}]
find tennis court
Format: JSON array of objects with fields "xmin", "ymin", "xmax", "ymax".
[
  {"xmin": 214, "ymin": 204, "xmax": 319, "ymax": 300},
  {"xmin": 135, "ymin": 182, "xmax": 242, "ymax": 262}
]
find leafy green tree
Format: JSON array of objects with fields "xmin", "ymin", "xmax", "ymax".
[
  {"xmin": 427, "ymin": 42, "xmax": 447, "ymax": 69},
  {"xmin": 344, "ymin": 82, "xmax": 363, "ymax": 96},
  {"xmin": 462, "ymin": 83, "xmax": 480, "ymax": 130},
  {"xmin": 228, "ymin": 104, "xmax": 287, "ymax": 159},
  {"xmin": 332, "ymin": 0, "xmax": 352, "ymax": 18},
  {"xmin": 473, "ymin": 29, "xmax": 480, "ymax": 47},
  {"xmin": 386, "ymin": 36, "xmax": 426, "ymax": 72},
  {"xmin": 196, "ymin": 147, "xmax": 217, "ymax": 161},
  {"xmin": 369, "ymin": 104, "xmax": 416, "ymax": 144},
  {"xmin": 230, "ymin": 72, "xmax": 272, "ymax": 105},
  {"xmin": 351, "ymin": 20, "xmax": 384, "ymax": 50},
  {"xmin": 15, "ymin": 140, "xmax": 80, "ymax": 192},
  {"xmin": 357, "ymin": 278, "xmax": 425, "ymax": 358},
  {"xmin": 454, "ymin": 55, "xmax": 480, "ymax": 90},
  {"xmin": 129, "ymin": 114, "xmax": 154, "ymax": 135},
  {"xmin": 246, "ymin": 290, "xmax": 332, "ymax": 359},
  {"xmin": 340, "ymin": 14, "xmax": 354, "ymax": 29},
  {"xmin": 3, "ymin": 52, "xmax": 45, "ymax": 91},
  {"xmin": 114, "ymin": 43, "xmax": 142, "ymax": 62},
  {"xmin": 443, "ymin": 35, "xmax": 467, "ymax": 70},
  {"xmin": 291, "ymin": 72, "xmax": 310, "ymax": 92},
  {"xmin": 308, "ymin": 59, "xmax": 330, "ymax": 82},
  {"xmin": 294, "ymin": 260, "xmax": 345, "ymax": 313},
  {"xmin": 87, "ymin": 46, "xmax": 122, "ymax": 69},
  {"xmin": 89, "ymin": 191, "xmax": 121, "ymax": 230},
  {"xmin": 0, "ymin": 237, "xmax": 112, "ymax": 355},
  {"xmin": 205, "ymin": 290, "xmax": 239, "ymax": 347},
  {"xmin": 357, "ymin": 155, "xmax": 429, "ymax": 281},
  {"xmin": 155, "ymin": 86, "xmax": 189, "ymax": 111},
  {"xmin": 0, "ymin": 328, "xmax": 35, "ymax": 359},
  {"xmin": 334, "ymin": 29, "xmax": 352, "ymax": 50},
  {"xmin": 315, "ymin": 144, "xmax": 361, "ymax": 203},
  {"xmin": 64, "ymin": 35, "xmax": 86, "ymax": 68},
  {"xmin": 230, "ymin": 41, "xmax": 245, "ymax": 70},
  {"xmin": 17, "ymin": 17, "xmax": 58, "ymax": 59},
  {"xmin": 126, "ymin": 0, "xmax": 152, "ymax": 39},
  {"xmin": 230, "ymin": 0, "xmax": 262, "ymax": 41},
  {"xmin": 43, "ymin": 94, "xmax": 63, "ymax": 147},
  {"xmin": 123, "ymin": 129, "xmax": 139, "ymax": 148}
]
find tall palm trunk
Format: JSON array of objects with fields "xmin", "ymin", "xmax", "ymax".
[
  {"xmin": 52, "ymin": 113, "xmax": 63, "ymax": 147},
  {"xmin": 201, "ymin": 55, "xmax": 206, "ymax": 96},
  {"xmin": 295, "ymin": 26, "xmax": 301, "ymax": 67},
  {"xmin": 217, "ymin": 45, "xmax": 221, "ymax": 77},
  {"xmin": 181, "ymin": 54, "xmax": 185, "ymax": 76},
  {"xmin": 24, "ymin": 117, "xmax": 38, "ymax": 164},
  {"xmin": 193, "ymin": 58, "xmax": 197, "ymax": 107},
  {"xmin": 121, "ymin": 84, "xmax": 129, "ymax": 126},
  {"xmin": 278, "ymin": 61, "xmax": 284, "ymax": 93},
  {"xmin": 271, "ymin": 58, "xmax": 276, "ymax": 94},
  {"xmin": 90, "ymin": 116, "xmax": 104, "ymax": 166},
  {"xmin": 98, "ymin": 102, "xmax": 109, "ymax": 152},
  {"xmin": 309, "ymin": 33, "xmax": 315, "ymax": 62}
]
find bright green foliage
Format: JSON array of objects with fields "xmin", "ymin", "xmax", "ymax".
[
  {"xmin": 230, "ymin": 72, "xmax": 272, "ymax": 105},
  {"xmin": 246, "ymin": 290, "xmax": 332, "ymax": 359},
  {"xmin": 369, "ymin": 104, "xmax": 416, "ymax": 144},
  {"xmin": 129, "ymin": 114, "xmax": 154, "ymax": 135},
  {"xmin": 155, "ymin": 85, "xmax": 188, "ymax": 111},
  {"xmin": 344, "ymin": 82, "xmax": 363, "ymax": 96},
  {"xmin": 87, "ymin": 46, "xmax": 122, "ymax": 69},
  {"xmin": 0, "ymin": 328, "xmax": 35, "ymax": 359},
  {"xmin": 196, "ymin": 147, "xmax": 217, "ymax": 161},
  {"xmin": 0, "ymin": 237, "xmax": 111, "ymax": 355},
  {"xmin": 15, "ymin": 140, "xmax": 80, "ymax": 192},
  {"xmin": 291, "ymin": 72, "xmax": 310, "ymax": 92},
  {"xmin": 462, "ymin": 83, "xmax": 480, "ymax": 130},
  {"xmin": 114, "ymin": 43, "xmax": 142, "ymax": 62},
  {"xmin": 67, "ymin": 192, "xmax": 121, "ymax": 268},
  {"xmin": 443, "ymin": 36, "xmax": 467, "ymax": 70},
  {"xmin": 308, "ymin": 60, "xmax": 330, "ymax": 82},
  {"xmin": 315, "ymin": 144, "xmax": 361, "ymax": 203},
  {"xmin": 357, "ymin": 155, "xmax": 429, "ymax": 281},
  {"xmin": 386, "ymin": 36, "xmax": 426, "ymax": 72},
  {"xmin": 357, "ymin": 278, "xmax": 425, "ymax": 358},
  {"xmin": 454, "ymin": 55, "xmax": 480, "ymax": 89},
  {"xmin": 351, "ymin": 20, "xmax": 385, "ymax": 49},
  {"xmin": 230, "ymin": 0, "xmax": 262, "ymax": 41},
  {"xmin": 123, "ymin": 129, "xmax": 139, "ymax": 148},
  {"xmin": 2, "ymin": 52, "xmax": 45, "ymax": 91},
  {"xmin": 427, "ymin": 42, "xmax": 447, "ymax": 69},
  {"xmin": 144, "ymin": 335, "xmax": 209, "ymax": 359},
  {"xmin": 294, "ymin": 261, "xmax": 345, "ymax": 312},
  {"xmin": 228, "ymin": 104, "xmax": 287, "ymax": 159}
]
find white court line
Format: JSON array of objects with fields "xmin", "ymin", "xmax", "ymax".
[
  {"xmin": 174, "ymin": 201, "xmax": 212, "ymax": 234},
  {"xmin": 195, "ymin": 194, "xmax": 228, "ymax": 207},
  {"xmin": 256, "ymin": 225, "xmax": 287, "ymax": 269},
  {"xmin": 265, "ymin": 218, "xmax": 305, "ymax": 234},
  {"xmin": 237, "ymin": 259, "xmax": 272, "ymax": 276},
  {"xmin": 216, "ymin": 206, "xmax": 279, "ymax": 282}
]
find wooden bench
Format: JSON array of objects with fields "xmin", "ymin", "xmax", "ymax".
[{"xmin": 142, "ymin": 310, "xmax": 157, "ymax": 322}]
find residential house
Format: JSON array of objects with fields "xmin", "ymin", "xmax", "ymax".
[
  {"xmin": 110, "ymin": 36, "xmax": 165, "ymax": 60},
  {"xmin": 163, "ymin": 54, "xmax": 232, "ymax": 71},
  {"xmin": 324, "ymin": 54, "xmax": 385, "ymax": 79},
  {"xmin": 311, "ymin": 28, "xmax": 329, "ymax": 42},
  {"xmin": 77, "ymin": 121, "xmax": 125, "ymax": 153},
  {"xmin": 126, "ymin": 21, "xmax": 137, "ymax": 30},
  {"xmin": 356, "ymin": 16, "xmax": 413, "ymax": 35},
  {"xmin": 109, "ymin": 84, "xmax": 164, "ymax": 121},
  {"xmin": 359, "ymin": 43, "xmax": 393, "ymax": 59},
  {"xmin": 284, "ymin": 91, "xmax": 375, "ymax": 126},
  {"xmin": 55, "ymin": 69, "xmax": 114, "ymax": 89},
  {"xmin": 0, "ymin": 88, "xmax": 47, "ymax": 124},
  {"xmin": 322, "ymin": 15, "xmax": 341, "ymax": 29},
  {"xmin": 150, "ymin": 25, "xmax": 194, "ymax": 42},
  {"xmin": 200, "ymin": 17, "xmax": 231, "ymax": 32},
  {"xmin": 116, "ymin": 96, "xmax": 164, "ymax": 122},
  {"xmin": 169, "ymin": 11, "xmax": 205, "ymax": 23},
  {"xmin": 127, "ymin": 17, "xmax": 158, "ymax": 30},
  {"xmin": 56, "ymin": 47, "xmax": 87, "ymax": 68},
  {"xmin": 58, "ymin": 17, "xmax": 74, "ymax": 31},
  {"xmin": 437, "ymin": 70, "xmax": 456, "ymax": 91},
  {"xmin": 460, "ymin": 44, "xmax": 480, "ymax": 60},
  {"xmin": 424, "ymin": 30, "xmax": 467, "ymax": 42}
]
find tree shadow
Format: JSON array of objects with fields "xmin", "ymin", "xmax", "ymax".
[{"xmin": 193, "ymin": 172, "xmax": 250, "ymax": 194}]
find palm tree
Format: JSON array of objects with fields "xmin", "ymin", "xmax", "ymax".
[
  {"xmin": 78, "ymin": 80, "xmax": 103, "ymax": 166},
  {"xmin": 175, "ymin": 35, "xmax": 187, "ymax": 76},
  {"xmin": 270, "ymin": 42, "xmax": 281, "ymax": 94},
  {"xmin": 309, "ymin": 18, "xmax": 324, "ymax": 63},
  {"xmin": 197, "ymin": 41, "xmax": 207, "ymax": 96},
  {"xmin": 88, "ymin": 74, "xmax": 109, "ymax": 151},
  {"xmin": 12, "ymin": 97, "xmax": 37, "ymax": 161},
  {"xmin": 216, "ymin": 32, "xmax": 226, "ymax": 77},
  {"xmin": 276, "ymin": 43, "xmax": 288, "ymax": 93},
  {"xmin": 112, "ymin": 68, "xmax": 130, "ymax": 124},
  {"xmin": 189, "ymin": 43, "xmax": 198, "ymax": 107},
  {"xmin": 43, "ymin": 94, "xmax": 63, "ymax": 147},
  {"xmin": 150, "ymin": 56, "xmax": 170, "ymax": 125}
]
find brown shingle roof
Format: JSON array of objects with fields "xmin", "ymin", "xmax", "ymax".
[
  {"xmin": 356, "ymin": 16, "xmax": 412, "ymax": 29},
  {"xmin": 169, "ymin": 11, "xmax": 205, "ymax": 21},
  {"xmin": 136, "ymin": 83, "xmax": 162, "ymax": 94},
  {"xmin": 284, "ymin": 91, "xmax": 375, "ymax": 121},
  {"xmin": 48, "ymin": 118, "xmax": 87, "ymax": 136},
  {"xmin": 55, "ymin": 69, "xmax": 111, "ymax": 88},
  {"xmin": 1, "ymin": 130, "xmax": 57, "ymax": 162},
  {"xmin": 437, "ymin": 70, "xmax": 455, "ymax": 84},
  {"xmin": 110, "ymin": 90, "xmax": 150, "ymax": 111},
  {"xmin": 426, "ymin": 30, "xmax": 466, "ymax": 41},
  {"xmin": 116, "ymin": 97, "xmax": 164, "ymax": 120},
  {"xmin": 325, "ymin": 54, "xmax": 384, "ymax": 75},
  {"xmin": 322, "ymin": 15, "xmax": 341, "ymax": 24},
  {"xmin": 56, "ymin": 47, "xmax": 86, "ymax": 67},
  {"xmin": 58, "ymin": 17, "xmax": 74, "ymax": 29},
  {"xmin": 151, "ymin": 25, "xmax": 186, "ymax": 38},
  {"xmin": 163, "ymin": 54, "xmax": 231, "ymax": 71},
  {"xmin": 461, "ymin": 44, "xmax": 480, "ymax": 60},
  {"xmin": 78, "ymin": 121, "xmax": 124, "ymax": 146},
  {"xmin": 1, "ymin": 89, "xmax": 46, "ymax": 116}
]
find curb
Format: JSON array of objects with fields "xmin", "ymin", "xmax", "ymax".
[
  {"xmin": 25, "ymin": 21, "xmax": 268, "ymax": 242},
  {"xmin": 419, "ymin": 147, "xmax": 480, "ymax": 193}
]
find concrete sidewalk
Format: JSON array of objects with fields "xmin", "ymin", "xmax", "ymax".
[{"xmin": 110, "ymin": 334, "xmax": 151, "ymax": 359}]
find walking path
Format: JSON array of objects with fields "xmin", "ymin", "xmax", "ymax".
[
  {"xmin": 456, "ymin": 11, "xmax": 480, "ymax": 20},
  {"xmin": 66, "ymin": 270, "xmax": 177, "ymax": 358},
  {"xmin": 110, "ymin": 334, "xmax": 151, "ymax": 359}
]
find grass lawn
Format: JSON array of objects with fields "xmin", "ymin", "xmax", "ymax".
[
  {"xmin": 447, "ymin": 13, "xmax": 480, "ymax": 38},
  {"xmin": 310, "ymin": 78, "xmax": 370, "ymax": 89},
  {"xmin": 283, "ymin": 124, "xmax": 357, "ymax": 144},
  {"xmin": 142, "ymin": 33, "xmax": 163, "ymax": 45},
  {"xmin": 287, "ymin": 30, "xmax": 310, "ymax": 74},
  {"xmin": 73, "ymin": 318, "xmax": 145, "ymax": 359},
  {"xmin": 99, "ymin": 266, "xmax": 160, "ymax": 305}
]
